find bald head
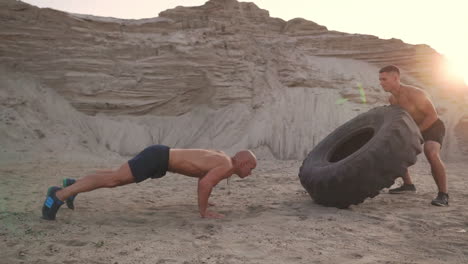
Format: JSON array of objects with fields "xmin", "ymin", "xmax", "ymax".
[
  {"xmin": 233, "ymin": 150, "xmax": 257, "ymax": 178},
  {"xmin": 234, "ymin": 150, "xmax": 257, "ymax": 164}
]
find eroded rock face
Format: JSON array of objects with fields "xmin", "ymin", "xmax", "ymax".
[{"xmin": 1, "ymin": 0, "xmax": 467, "ymax": 160}]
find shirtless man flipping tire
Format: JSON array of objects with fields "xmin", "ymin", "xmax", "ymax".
[{"xmin": 379, "ymin": 65, "xmax": 448, "ymax": 206}]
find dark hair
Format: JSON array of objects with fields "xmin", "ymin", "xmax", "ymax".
[{"xmin": 379, "ymin": 65, "xmax": 400, "ymax": 75}]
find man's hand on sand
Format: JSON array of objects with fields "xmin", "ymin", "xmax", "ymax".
[{"xmin": 202, "ymin": 210, "xmax": 224, "ymax": 219}]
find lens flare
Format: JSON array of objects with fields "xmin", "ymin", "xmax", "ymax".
[{"xmin": 444, "ymin": 57, "xmax": 468, "ymax": 86}]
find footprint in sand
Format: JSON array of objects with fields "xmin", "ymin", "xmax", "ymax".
[
  {"xmin": 61, "ymin": 239, "xmax": 88, "ymax": 247},
  {"xmin": 156, "ymin": 259, "xmax": 179, "ymax": 264},
  {"xmin": 246, "ymin": 204, "xmax": 267, "ymax": 217},
  {"xmin": 192, "ymin": 223, "xmax": 221, "ymax": 238},
  {"xmin": 117, "ymin": 216, "xmax": 148, "ymax": 224}
]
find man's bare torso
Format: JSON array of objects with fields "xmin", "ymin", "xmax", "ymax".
[
  {"xmin": 390, "ymin": 84, "xmax": 436, "ymax": 126},
  {"xmin": 168, "ymin": 149, "xmax": 232, "ymax": 178}
]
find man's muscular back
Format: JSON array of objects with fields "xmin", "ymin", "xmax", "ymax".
[{"xmin": 168, "ymin": 149, "xmax": 232, "ymax": 178}]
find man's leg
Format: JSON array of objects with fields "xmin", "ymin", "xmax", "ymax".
[
  {"xmin": 56, "ymin": 163, "xmax": 135, "ymax": 202},
  {"xmin": 424, "ymin": 141, "xmax": 449, "ymax": 206},
  {"xmin": 389, "ymin": 169, "xmax": 416, "ymax": 194},
  {"xmin": 42, "ymin": 163, "xmax": 135, "ymax": 220},
  {"xmin": 424, "ymin": 141, "xmax": 447, "ymax": 193},
  {"xmin": 95, "ymin": 169, "xmax": 117, "ymax": 173},
  {"xmin": 401, "ymin": 170, "xmax": 413, "ymax": 185}
]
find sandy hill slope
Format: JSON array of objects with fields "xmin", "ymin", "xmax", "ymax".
[{"xmin": 1, "ymin": 0, "xmax": 467, "ymax": 161}]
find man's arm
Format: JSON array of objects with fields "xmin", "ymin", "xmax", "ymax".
[
  {"xmin": 389, "ymin": 95, "xmax": 396, "ymax": 105},
  {"xmin": 416, "ymin": 92, "xmax": 438, "ymax": 132},
  {"xmin": 197, "ymin": 166, "xmax": 231, "ymax": 219}
]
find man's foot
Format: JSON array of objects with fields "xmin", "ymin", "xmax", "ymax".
[
  {"xmin": 388, "ymin": 183, "xmax": 416, "ymax": 194},
  {"xmin": 431, "ymin": 192, "xmax": 449, "ymax": 206},
  {"xmin": 63, "ymin": 178, "xmax": 77, "ymax": 209},
  {"xmin": 42, "ymin": 186, "xmax": 64, "ymax": 220}
]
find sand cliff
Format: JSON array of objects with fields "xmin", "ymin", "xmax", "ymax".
[{"xmin": 1, "ymin": 0, "xmax": 467, "ymax": 161}]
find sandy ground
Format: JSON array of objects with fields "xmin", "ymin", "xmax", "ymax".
[{"xmin": 0, "ymin": 156, "xmax": 467, "ymax": 264}]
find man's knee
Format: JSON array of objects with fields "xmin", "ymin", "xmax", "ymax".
[
  {"xmin": 104, "ymin": 173, "xmax": 133, "ymax": 187},
  {"xmin": 424, "ymin": 148, "xmax": 440, "ymax": 162}
]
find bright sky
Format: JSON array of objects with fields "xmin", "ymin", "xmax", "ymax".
[{"xmin": 22, "ymin": 0, "xmax": 468, "ymax": 85}]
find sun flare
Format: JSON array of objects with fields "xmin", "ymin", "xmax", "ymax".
[{"xmin": 444, "ymin": 57, "xmax": 468, "ymax": 87}]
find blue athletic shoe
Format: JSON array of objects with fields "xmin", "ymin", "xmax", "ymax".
[
  {"xmin": 42, "ymin": 186, "xmax": 64, "ymax": 220},
  {"xmin": 63, "ymin": 178, "xmax": 77, "ymax": 210}
]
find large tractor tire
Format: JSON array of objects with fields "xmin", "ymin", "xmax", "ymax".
[{"xmin": 299, "ymin": 105, "xmax": 423, "ymax": 208}]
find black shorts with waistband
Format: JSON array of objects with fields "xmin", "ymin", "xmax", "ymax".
[
  {"xmin": 128, "ymin": 145, "xmax": 170, "ymax": 183},
  {"xmin": 421, "ymin": 119, "xmax": 445, "ymax": 146}
]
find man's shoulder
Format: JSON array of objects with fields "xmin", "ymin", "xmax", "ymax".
[
  {"xmin": 206, "ymin": 150, "xmax": 232, "ymax": 166},
  {"xmin": 404, "ymin": 85, "xmax": 428, "ymax": 98},
  {"xmin": 212, "ymin": 149, "xmax": 227, "ymax": 155},
  {"xmin": 205, "ymin": 156, "xmax": 234, "ymax": 180},
  {"xmin": 404, "ymin": 84, "xmax": 424, "ymax": 93},
  {"xmin": 207, "ymin": 149, "xmax": 230, "ymax": 159}
]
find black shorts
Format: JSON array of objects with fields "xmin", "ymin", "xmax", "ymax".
[
  {"xmin": 128, "ymin": 145, "xmax": 170, "ymax": 183},
  {"xmin": 421, "ymin": 119, "xmax": 445, "ymax": 146}
]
